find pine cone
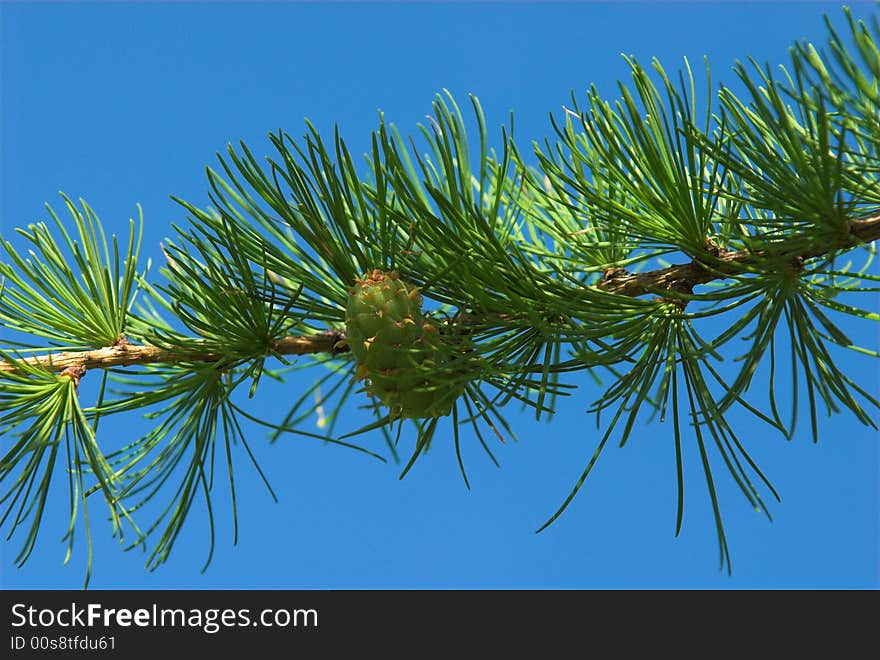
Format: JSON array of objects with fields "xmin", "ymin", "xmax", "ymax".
[{"xmin": 345, "ymin": 269, "xmax": 461, "ymax": 419}]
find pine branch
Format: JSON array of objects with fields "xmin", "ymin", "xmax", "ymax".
[
  {"xmin": 4, "ymin": 213, "xmax": 877, "ymax": 376},
  {"xmin": 602, "ymin": 212, "xmax": 880, "ymax": 297},
  {"xmin": 4, "ymin": 6, "xmax": 880, "ymax": 580},
  {"xmin": 0, "ymin": 332, "xmax": 343, "ymax": 374}
]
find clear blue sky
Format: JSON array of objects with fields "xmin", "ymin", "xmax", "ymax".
[{"xmin": 1, "ymin": 2, "xmax": 877, "ymax": 589}]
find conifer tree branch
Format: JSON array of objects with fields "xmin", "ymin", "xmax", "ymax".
[
  {"xmin": 0, "ymin": 331, "xmax": 343, "ymax": 374},
  {"xmin": 3, "ymin": 213, "xmax": 877, "ymax": 376},
  {"xmin": 4, "ymin": 5, "xmax": 880, "ymax": 580},
  {"xmin": 600, "ymin": 212, "xmax": 880, "ymax": 297}
]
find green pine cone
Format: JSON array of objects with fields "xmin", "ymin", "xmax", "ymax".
[{"xmin": 344, "ymin": 269, "xmax": 461, "ymax": 419}]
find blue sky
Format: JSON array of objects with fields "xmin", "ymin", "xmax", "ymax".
[{"xmin": 1, "ymin": 2, "xmax": 877, "ymax": 589}]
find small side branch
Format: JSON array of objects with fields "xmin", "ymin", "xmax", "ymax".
[
  {"xmin": 598, "ymin": 213, "xmax": 880, "ymax": 298},
  {"xmin": 0, "ymin": 331, "xmax": 344, "ymax": 375}
]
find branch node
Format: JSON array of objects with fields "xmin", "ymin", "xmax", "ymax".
[
  {"xmin": 788, "ymin": 255, "xmax": 806, "ymax": 277},
  {"xmin": 600, "ymin": 267, "xmax": 629, "ymax": 285},
  {"xmin": 703, "ymin": 236, "xmax": 732, "ymax": 259},
  {"xmin": 660, "ymin": 278, "xmax": 694, "ymax": 311},
  {"xmin": 59, "ymin": 364, "xmax": 86, "ymax": 389},
  {"xmin": 330, "ymin": 329, "xmax": 349, "ymax": 356}
]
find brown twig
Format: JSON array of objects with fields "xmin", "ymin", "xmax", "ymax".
[
  {"xmin": 595, "ymin": 213, "xmax": 880, "ymax": 298},
  {"xmin": 0, "ymin": 331, "xmax": 345, "ymax": 375}
]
